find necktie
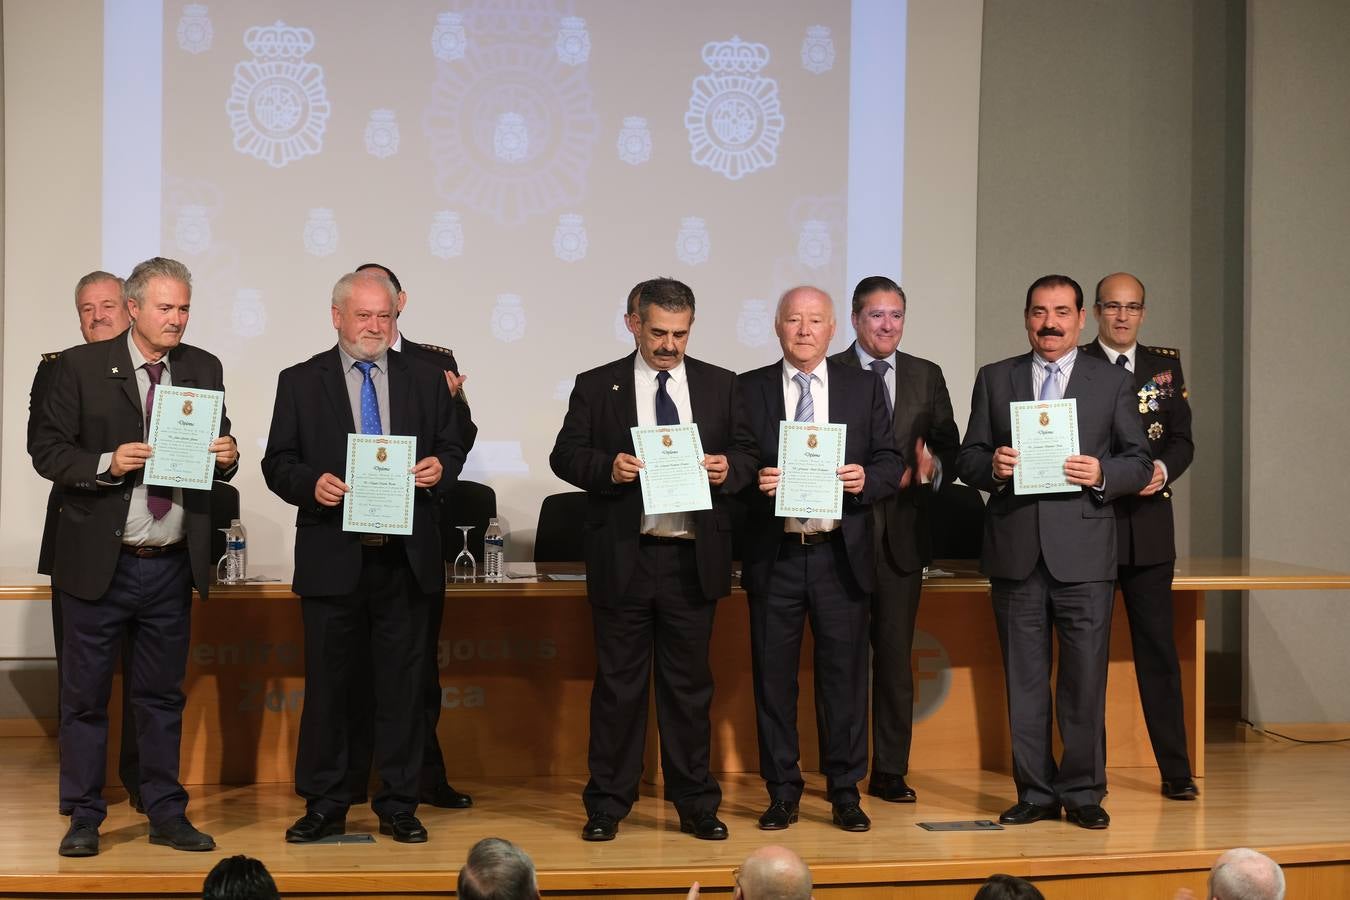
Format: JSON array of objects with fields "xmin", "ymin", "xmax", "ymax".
[
  {"xmin": 1116, "ymin": 354, "xmax": 1130, "ymax": 371},
  {"xmin": 655, "ymin": 370, "xmax": 679, "ymax": 426},
  {"xmin": 143, "ymin": 361, "xmax": 172, "ymax": 520},
  {"xmin": 793, "ymin": 372, "xmax": 814, "ymax": 423},
  {"xmin": 1038, "ymin": 362, "xmax": 1061, "ymax": 401},
  {"xmin": 354, "ymin": 361, "xmax": 382, "ymax": 434},
  {"xmin": 868, "ymin": 359, "xmax": 893, "ymax": 417}
]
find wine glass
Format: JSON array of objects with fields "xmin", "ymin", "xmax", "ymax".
[{"xmin": 451, "ymin": 525, "xmax": 476, "ymax": 581}]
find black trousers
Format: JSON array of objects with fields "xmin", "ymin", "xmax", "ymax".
[
  {"xmin": 869, "ymin": 548, "xmax": 923, "ymax": 778},
  {"xmin": 1118, "ymin": 561, "xmax": 1193, "ymax": 780},
  {"xmin": 58, "ymin": 551, "xmax": 193, "ymax": 825},
  {"xmin": 749, "ymin": 535, "xmax": 870, "ymax": 805},
  {"xmin": 52, "ymin": 585, "xmax": 140, "ymax": 813},
  {"xmin": 296, "ymin": 545, "xmax": 431, "ymax": 819},
  {"xmin": 991, "ymin": 559, "xmax": 1113, "ymax": 810},
  {"xmin": 583, "ymin": 540, "xmax": 721, "ymax": 820}
]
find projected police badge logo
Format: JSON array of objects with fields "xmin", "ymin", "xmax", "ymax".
[
  {"xmin": 303, "ymin": 208, "xmax": 339, "ymax": 257},
  {"xmin": 797, "ymin": 219, "xmax": 832, "ymax": 269},
  {"xmin": 553, "ymin": 214, "xmax": 588, "ymax": 262},
  {"xmin": 428, "ymin": 211, "xmax": 464, "ymax": 259},
  {"xmin": 364, "ymin": 109, "xmax": 400, "ymax": 159},
  {"xmin": 232, "ymin": 289, "xmax": 266, "ymax": 339},
  {"xmin": 675, "ymin": 217, "xmax": 710, "ymax": 266},
  {"xmin": 617, "ymin": 116, "xmax": 652, "ymax": 166},
  {"xmin": 175, "ymin": 205, "xmax": 212, "ymax": 256},
  {"xmin": 685, "ymin": 36, "xmax": 784, "ymax": 181},
  {"xmin": 226, "ymin": 21, "xmax": 330, "ymax": 169},
  {"xmin": 177, "ymin": 4, "xmax": 213, "ymax": 55},
  {"xmin": 737, "ymin": 299, "xmax": 773, "ymax": 348},
  {"xmin": 555, "ymin": 16, "xmax": 590, "ymax": 66},
  {"xmin": 800, "ymin": 26, "xmax": 835, "ymax": 75},
  {"xmin": 491, "ymin": 294, "xmax": 527, "ymax": 343},
  {"xmin": 431, "ymin": 12, "xmax": 468, "ymax": 63}
]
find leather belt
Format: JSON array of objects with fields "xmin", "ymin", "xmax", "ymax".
[
  {"xmin": 121, "ymin": 541, "xmax": 187, "ymax": 558},
  {"xmin": 783, "ymin": 530, "xmax": 839, "ymax": 547},
  {"xmin": 639, "ymin": 534, "xmax": 694, "ymax": 546}
]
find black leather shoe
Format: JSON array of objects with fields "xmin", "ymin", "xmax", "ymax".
[
  {"xmin": 379, "ymin": 812, "xmax": 428, "ymax": 843},
  {"xmin": 581, "ymin": 812, "xmax": 619, "ymax": 841},
  {"xmin": 679, "ymin": 811, "xmax": 728, "ymax": 840},
  {"xmin": 998, "ymin": 801, "xmax": 1061, "ymax": 825},
  {"xmin": 58, "ymin": 821, "xmax": 99, "ymax": 857},
  {"xmin": 422, "ymin": 783, "xmax": 474, "ymax": 808},
  {"xmin": 867, "ymin": 773, "xmax": 917, "ymax": 803},
  {"xmin": 285, "ymin": 811, "xmax": 346, "ymax": 843},
  {"xmin": 1066, "ymin": 804, "xmax": 1111, "ymax": 829},
  {"xmin": 1161, "ymin": 777, "xmax": 1199, "ymax": 801},
  {"xmin": 757, "ymin": 800, "xmax": 799, "ymax": 831},
  {"xmin": 148, "ymin": 815, "xmax": 216, "ymax": 851},
  {"xmin": 832, "ymin": 802, "xmax": 872, "ymax": 832},
  {"xmin": 128, "ymin": 790, "xmax": 145, "ymax": 814}
]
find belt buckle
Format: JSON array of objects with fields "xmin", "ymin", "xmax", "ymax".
[{"xmin": 359, "ymin": 534, "xmax": 388, "ymax": 548}]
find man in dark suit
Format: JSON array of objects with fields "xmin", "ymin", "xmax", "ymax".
[
  {"xmin": 345, "ymin": 262, "xmax": 477, "ymax": 811},
  {"xmin": 1082, "ymin": 272, "xmax": 1197, "ymax": 800},
  {"xmin": 829, "ymin": 276, "xmax": 961, "ymax": 804},
  {"xmin": 31, "ymin": 257, "xmax": 238, "ymax": 857},
  {"xmin": 735, "ymin": 286, "xmax": 902, "ymax": 833},
  {"xmin": 956, "ymin": 274, "xmax": 1152, "ymax": 830},
  {"xmin": 28, "ymin": 271, "xmax": 142, "ymax": 814},
  {"xmin": 549, "ymin": 277, "xmax": 744, "ymax": 842},
  {"xmin": 262, "ymin": 269, "xmax": 465, "ymax": 844}
]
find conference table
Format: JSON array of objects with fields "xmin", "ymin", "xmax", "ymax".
[{"xmin": 4, "ymin": 557, "xmax": 1347, "ymax": 787}]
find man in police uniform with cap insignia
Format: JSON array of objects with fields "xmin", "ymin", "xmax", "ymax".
[{"xmin": 1082, "ymin": 271, "xmax": 1198, "ymax": 801}]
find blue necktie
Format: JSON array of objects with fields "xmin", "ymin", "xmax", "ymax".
[
  {"xmin": 354, "ymin": 361, "xmax": 382, "ymax": 434},
  {"xmin": 655, "ymin": 370, "xmax": 679, "ymax": 426},
  {"xmin": 868, "ymin": 358, "xmax": 893, "ymax": 417},
  {"xmin": 793, "ymin": 372, "xmax": 814, "ymax": 422},
  {"xmin": 1038, "ymin": 362, "xmax": 1061, "ymax": 401}
]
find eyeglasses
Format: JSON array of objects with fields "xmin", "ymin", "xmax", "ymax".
[{"xmin": 1098, "ymin": 302, "xmax": 1144, "ymax": 316}]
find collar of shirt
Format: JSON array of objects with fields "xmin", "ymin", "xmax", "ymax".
[
  {"xmin": 634, "ymin": 352, "xmax": 686, "ymax": 388},
  {"xmin": 338, "ymin": 345, "xmax": 389, "ymax": 373},
  {"xmin": 781, "ymin": 358, "xmax": 829, "ymax": 393},
  {"xmin": 1096, "ymin": 338, "xmax": 1136, "ymax": 372},
  {"xmin": 853, "ymin": 343, "xmax": 896, "ymax": 371},
  {"xmin": 126, "ymin": 329, "xmax": 170, "ymax": 378},
  {"xmin": 1032, "ymin": 346, "xmax": 1078, "ymax": 376},
  {"xmin": 391, "ymin": 333, "xmax": 403, "ymax": 353}
]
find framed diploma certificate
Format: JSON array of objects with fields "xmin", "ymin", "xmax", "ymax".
[
  {"xmin": 343, "ymin": 434, "xmax": 417, "ymax": 534},
  {"xmin": 1010, "ymin": 398, "xmax": 1081, "ymax": 494},
  {"xmin": 143, "ymin": 385, "xmax": 224, "ymax": 490},
  {"xmin": 631, "ymin": 424, "xmax": 713, "ymax": 515},
  {"xmin": 774, "ymin": 421, "xmax": 846, "ymax": 519}
]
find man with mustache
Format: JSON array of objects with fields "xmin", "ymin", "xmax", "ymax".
[
  {"xmin": 28, "ymin": 272, "xmax": 143, "ymax": 815},
  {"xmin": 956, "ymin": 274, "xmax": 1151, "ymax": 830},
  {"xmin": 32, "ymin": 257, "xmax": 239, "ymax": 856},
  {"xmin": 263, "ymin": 270, "xmax": 466, "ymax": 844},
  {"xmin": 550, "ymin": 278, "xmax": 746, "ymax": 841},
  {"xmin": 1081, "ymin": 272, "xmax": 1197, "ymax": 801}
]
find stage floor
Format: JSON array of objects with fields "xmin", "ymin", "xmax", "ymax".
[{"xmin": 2, "ymin": 728, "xmax": 1348, "ymax": 899}]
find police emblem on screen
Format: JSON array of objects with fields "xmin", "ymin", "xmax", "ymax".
[
  {"xmin": 685, "ymin": 36, "xmax": 784, "ymax": 181},
  {"xmin": 491, "ymin": 294, "xmax": 527, "ymax": 343},
  {"xmin": 675, "ymin": 216, "xmax": 710, "ymax": 265},
  {"xmin": 303, "ymin": 208, "xmax": 339, "ymax": 257},
  {"xmin": 617, "ymin": 116, "xmax": 653, "ymax": 166},
  {"xmin": 800, "ymin": 25, "xmax": 835, "ymax": 75},
  {"xmin": 177, "ymin": 4, "xmax": 214, "ymax": 55},
  {"xmin": 737, "ymin": 299, "xmax": 772, "ymax": 348},
  {"xmin": 175, "ymin": 205, "xmax": 212, "ymax": 256},
  {"xmin": 428, "ymin": 211, "xmax": 465, "ymax": 259},
  {"xmin": 226, "ymin": 21, "xmax": 330, "ymax": 168},
  {"xmin": 431, "ymin": 12, "xmax": 467, "ymax": 62},
  {"xmin": 555, "ymin": 16, "xmax": 591, "ymax": 66},
  {"xmin": 553, "ymin": 214, "xmax": 588, "ymax": 262},
  {"xmin": 364, "ymin": 109, "xmax": 400, "ymax": 159},
  {"xmin": 797, "ymin": 219, "xmax": 832, "ymax": 269}
]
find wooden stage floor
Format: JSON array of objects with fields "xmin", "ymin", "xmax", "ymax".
[{"xmin": 2, "ymin": 729, "xmax": 1348, "ymax": 899}]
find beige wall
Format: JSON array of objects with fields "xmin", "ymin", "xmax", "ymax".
[{"xmin": 1243, "ymin": 0, "xmax": 1350, "ymax": 722}]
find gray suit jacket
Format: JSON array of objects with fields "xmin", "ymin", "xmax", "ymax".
[{"xmin": 955, "ymin": 351, "xmax": 1151, "ymax": 583}]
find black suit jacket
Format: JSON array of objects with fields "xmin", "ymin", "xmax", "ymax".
[
  {"xmin": 1080, "ymin": 341, "xmax": 1194, "ymax": 565},
  {"xmin": 29, "ymin": 332, "xmax": 236, "ymax": 601},
  {"xmin": 549, "ymin": 353, "xmax": 747, "ymax": 605},
  {"xmin": 830, "ymin": 343, "xmax": 961, "ymax": 572},
  {"xmin": 955, "ymin": 351, "xmax": 1152, "ymax": 583},
  {"xmin": 261, "ymin": 346, "xmax": 465, "ymax": 597},
  {"xmin": 28, "ymin": 350, "xmax": 65, "ymax": 575},
  {"xmin": 734, "ymin": 358, "xmax": 903, "ymax": 595},
  {"xmin": 399, "ymin": 336, "xmax": 478, "ymax": 453}
]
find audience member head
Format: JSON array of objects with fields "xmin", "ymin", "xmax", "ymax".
[
  {"xmin": 331, "ymin": 269, "xmax": 398, "ymax": 361},
  {"xmin": 775, "ymin": 285, "xmax": 836, "ymax": 372},
  {"xmin": 629, "ymin": 277, "xmax": 696, "ymax": 371},
  {"xmin": 733, "ymin": 844, "xmax": 813, "ymax": 900},
  {"xmin": 1023, "ymin": 273, "xmax": 1085, "ymax": 362},
  {"xmin": 973, "ymin": 873, "xmax": 1045, "ymax": 900},
  {"xmin": 1208, "ymin": 848, "xmax": 1285, "ymax": 900},
  {"xmin": 201, "ymin": 855, "xmax": 280, "ymax": 900},
  {"xmin": 456, "ymin": 836, "xmax": 540, "ymax": 900},
  {"xmin": 125, "ymin": 257, "xmax": 193, "ymax": 359},
  {"xmin": 73, "ymin": 270, "xmax": 130, "ymax": 343}
]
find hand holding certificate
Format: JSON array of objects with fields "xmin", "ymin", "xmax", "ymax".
[
  {"xmin": 143, "ymin": 385, "xmax": 224, "ymax": 490},
  {"xmin": 343, "ymin": 434, "xmax": 417, "ymax": 534},
  {"xmin": 1010, "ymin": 399, "xmax": 1081, "ymax": 494},
  {"xmin": 774, "ymin": 421, "xmax": 846, "ymax": 518},
  {"xmin": 630, "ymin": 424, "xmax": 713, "ymax": 515}
]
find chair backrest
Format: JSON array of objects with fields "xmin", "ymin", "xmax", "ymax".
[
  {"xmin": 928, "ymin": 482, "xmax": 986, "ymax": 560},
  {"xmin": 534, "ymin": 491, "xmax": 588, "ymax": 562},
  {"xmin": 444, "ymin": 480, "xmax": 498, "ymax": 562},
  {"xmin": 210, "ymin": 481, "xmax": 241, "ymax": 563}
]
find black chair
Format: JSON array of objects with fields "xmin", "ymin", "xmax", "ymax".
[
  {"xmin": 534, "ymin": 491, "xmax": 588, "ymax": 562},
  {"xmin": 210, "ymin": 481, "xmax": 241, "ymax": 564},
  {"xmin": 444, "ymin": 480, "xmax": 497, "ymax": 562},
  {"xmin": 927, "ymin": 482, "xmax": 986, "ymax": 560}
]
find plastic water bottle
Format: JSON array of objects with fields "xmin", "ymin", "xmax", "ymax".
[
  {"xmin": 483, "ymin": 517, "xmax": 505, "ymax": 581},
  {"xmin": 224, "ymin": 518, "xmax": 247, "ymax": 583}
]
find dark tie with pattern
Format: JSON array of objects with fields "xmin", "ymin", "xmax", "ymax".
[
  {"xmin": 655, "ymin": 370, "xmax": 679, "ymax": 426},
  {"xmin": 868, "ymin": 358, "xmax": 893, "ymax": 417},
  {"xmin": 143, "ymin": 361, "xmax": 172, "ymax": 520}
]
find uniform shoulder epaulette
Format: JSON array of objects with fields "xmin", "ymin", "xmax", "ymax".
[
  {"xmin": 41, "ymin": 350, "xmax": 62, "ymax": 362},
  {"xmin": 417, "ymin": 342, "xmax": 456, "ymax": 358},
  {"xmin": 1144, "ymin": 345, "xmax": 1180, "ymax": 359}
]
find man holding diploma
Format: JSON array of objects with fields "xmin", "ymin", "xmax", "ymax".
[
  {"xmin": 956, "ymin": 274, "xmax": 1151, "ymax": 830},
  {"xmin": 734, "ymin": 286, "xmax": 901, "ymax": 833},
  {"xmin": 550, "ymin": 277, "xmax": 746, "ymax": 842},
  {"xmin": 31, "ymin": 257, "xmax": 237, "ymax": 857},
  {"xmin": 262, "ymin": 270, "xmax": 464, "ymax": 844}
]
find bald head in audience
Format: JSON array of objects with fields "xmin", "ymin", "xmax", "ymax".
[
  {"xmin": 1208, "ymin": 848, "xmax": 1285, "ymax": 900},
  {"xmin": 735, "ymin": 845, "xmax": 813, "ymax": 900}
]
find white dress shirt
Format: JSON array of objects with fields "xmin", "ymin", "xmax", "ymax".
[{"xmin": 634, "ymin": 355, "xmax": 695, "ymax": 538}]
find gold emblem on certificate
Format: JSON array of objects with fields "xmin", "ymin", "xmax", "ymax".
[
  {"xmin": 376, "ymin": 446, "xmax": 388, "ymax": 463},
  {"xmin": 182, "ymin": 399, "xmax": 193, "ymax": 416},
  {"xmin": 807, "ymin": 433, "xmax": 818, "ymax": 449},
  {"xmin": 661, "ymin": 433, "xmax": 673, "ymax": 447},
  {"xmin": 1039, "ymin": 411, "xmax": 1050, "ymax": 427}
]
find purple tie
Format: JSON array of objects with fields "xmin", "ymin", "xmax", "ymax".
[{"xmin": 143, "ymin": 361, "xmax": 172, "ymax": 520}]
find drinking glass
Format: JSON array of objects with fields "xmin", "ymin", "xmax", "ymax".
[{"xmin": 451, "ymin": 525, "xmax": 476, "ymax": 581}]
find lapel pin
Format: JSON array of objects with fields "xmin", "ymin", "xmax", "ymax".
[
  {"xmin": 612, "ymin": 384, "xmax": 619, "ymax": 391},
  {"xmin": 111, "ymin": 366, "xmax": 119, "ymax": 374}
]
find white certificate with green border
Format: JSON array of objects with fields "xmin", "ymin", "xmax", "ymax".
[
  {"xmin": 143, "ymin": 385, "xmax": 223, "ymax": 490},
  {"xmin": 342, "ymin": 434, "xmax": 416, "ymax": 534}
]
